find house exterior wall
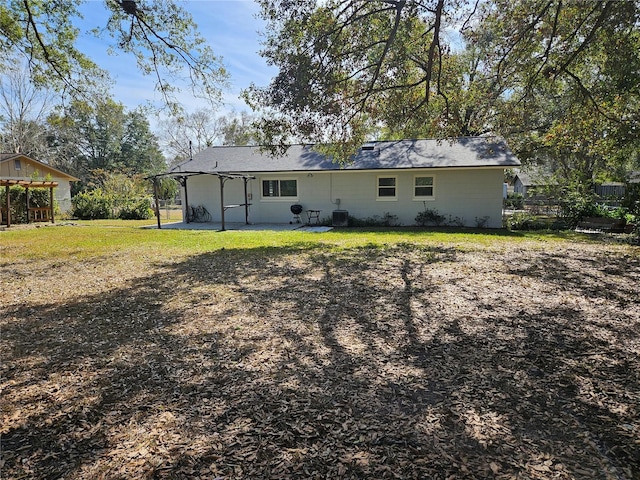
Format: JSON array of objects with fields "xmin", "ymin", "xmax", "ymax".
[
  {"xmin": 182, "ymin": 167, "xmax": 506, "ymax": 228},
  {"xmin": 1, "ymin": 158, "xmax": 74, "ymax": 212}
]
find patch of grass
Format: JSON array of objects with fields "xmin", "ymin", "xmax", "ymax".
[{"xmin": 0, "ymin": 221, "xmax": 607, "ymax": 264}]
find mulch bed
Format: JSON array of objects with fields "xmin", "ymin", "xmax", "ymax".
[{"xmin": 1, "ymin": 239, "xmax": 639, "ymax": 479}]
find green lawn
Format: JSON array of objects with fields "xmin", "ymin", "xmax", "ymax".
[{"xmin": 0, "ymin": 219, "xmax": 587, "ymax": 261}]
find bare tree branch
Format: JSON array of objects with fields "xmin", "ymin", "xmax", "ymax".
[
  {"xmin": 423, "ymin": 0, "xmax": 444, "ymax": 105},
  {"xmin": 554, "ymin": 1, "xmax": 613, "ymax": 79}
]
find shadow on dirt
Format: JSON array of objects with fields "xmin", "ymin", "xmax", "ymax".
[{"xmin": 2, "ymin": 243, "xmax": 639, "ymax": 479}]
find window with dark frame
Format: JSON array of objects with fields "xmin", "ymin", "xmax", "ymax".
[
  {"xmin": 262, "ymin": 179, "xmax": 297, "ymax": 198},
  {"xmin": 377, "ymin": 176, "xmax": 397, "ymax": 199},
  {"xmin": 14, "ymin": 159, "xmax": 21, "ymax": 171}
]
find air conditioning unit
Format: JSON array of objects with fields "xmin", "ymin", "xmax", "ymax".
[{"xmin": 332, "ymin": 210, "xmax": 349, "ymax": 227}]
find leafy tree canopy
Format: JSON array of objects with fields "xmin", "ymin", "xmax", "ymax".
[
  {"xmin": 246, "ymin": 0, "xmax": 640, "ymax": 169},
  {"xmin": 480, "ymin": 0, "xmax": 640, "ymax": 186},
  {"xmin": 46, "ymin": 98, "xmax": 166, "ymax": 191},
  {"xmin": 0, "ymin": 0, "xmax": 228, "ymax": 112},
  {"xmin": 246, "ymin": 0, "xmax": 464, "ymax": 158}
]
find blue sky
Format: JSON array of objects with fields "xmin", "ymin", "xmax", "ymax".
[{"xmin": 76, "ymin": 0, "xmax": 276, "ymax": 116}]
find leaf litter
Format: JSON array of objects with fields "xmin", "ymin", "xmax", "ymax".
[{"xmin": 1, "ymin": 238, "xmax": 639, "ymax": 479}]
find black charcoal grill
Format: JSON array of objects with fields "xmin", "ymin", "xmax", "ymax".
[{"xmin": 290, "ymin": 204, "xmax": 303, "ymax": 224}]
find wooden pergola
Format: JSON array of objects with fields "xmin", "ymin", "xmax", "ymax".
[{"xmin": 1, "ymin": 179, "xmax": 58, "ymax": 228}]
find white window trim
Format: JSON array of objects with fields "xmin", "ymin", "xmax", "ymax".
[
  {"xmin": 412, "ymin": 174, "xmax": 436, "ymax": 201},
  {"xmin": 260, "ymin": 177, "xmax": 299, "ymax": 202},
  {"xmin": 376, "ymin": 175, "xmax": 398, "ymax": 201}
]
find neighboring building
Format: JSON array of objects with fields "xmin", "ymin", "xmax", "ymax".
[
  {"xmin": 595, "ymin": 173, "xmax": 640, "ymax": 204},
  {"xmin": 512, "ymin": 171, "xmax": 553, "ymax": 198},
  {"xmin": 167, "ymin": 137, "xmax": 521, "ymax": 229},
  {"xmin": 512, "ymin": 171, "xmax": 533, "ymax": 197},
  {"xmin": 0, "ymin": 153, "xmax": 79, "ymax": 212},
  {"xmin": 512, "ymin": 170, "xmax": 561, "ymax": 203}
]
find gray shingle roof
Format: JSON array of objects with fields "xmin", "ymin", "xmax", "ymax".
[
  {"xmin": 514, "ymin": 172, "xmax": 533, "ymax": 186},
  {"xmin": 169, "ymin": 137, "xmax": 520, "ymax": 174}
]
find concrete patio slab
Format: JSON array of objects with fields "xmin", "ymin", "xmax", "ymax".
[{"xmin": 144, "ymin": 221, "xmax": 332, "ymax": 232}]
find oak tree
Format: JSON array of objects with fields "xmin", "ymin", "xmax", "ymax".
[{"xmin": 247, "ymin": 0, "xmax": 639, "ymax": 171}]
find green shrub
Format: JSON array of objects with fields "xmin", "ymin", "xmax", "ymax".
[
  {"xmin": 475, "ymin": 216, "xmax": 490, "ymax": 228},
  {"xmin": 506, "ymin": 212, "xmax": 535, "ymax": 230},
  {"xmin": 559, "ymin": 192, "xmax": 599, "ymax": 228},
  {"xmin": 347, "ymin": 216, "xmax": 366, "ymax": 227},
  {"xmin": 72, "ymin": 189, "xmax": 113, "ymax": 219},
  {"xmin": 447, "ymin": 215, "xmax": 465, "ymax": 227},
  {"xmin": 504, "ymin": 192, "xmax": 524, "ymax": 209},
  {"xmin": 118, "ymin": 198, "xmax": 153, "ymax": 220},
  {"xmin": 593, "ymin": 203, "xmax": 617, "ymax": 219},
  {"xmin": 506, "ymin": 213, "xmax": 565, "ymax": 231},
  {"xmin": 347, "ymin": 212, "xmax": 399, "ymax": 227},
  {"xmin": 363, "ymin": 212, "xmax": 399, "ymax": 227},
  {"xmin": 622, "ymin": 183, "xmax": 640, "ymax": 219},
  {"xmin": 415, "ymin": 207, "xmax": 445, "ymax": 226},
  {"xmin": 559, "ymin": 189, "xmax": 633, "ymax": 228}
]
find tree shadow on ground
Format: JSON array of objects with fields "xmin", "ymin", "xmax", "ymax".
[
  {"xmin": 1, "ymin": 243, "xmax": 639, "ymax": 479},
  {"xmin": 508, "ymin": 248, "xmax": 640, "ymax": 307}
]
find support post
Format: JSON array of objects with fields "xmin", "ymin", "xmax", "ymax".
[
  {"xmin": 178, "ymin": 176, "xmax": 189, "ymax": 224},
  {"xmin": 243, "ymin": 177, "xmax": 250, "ymax": 224},
  {"xmin": 219, "ymin": 176, "xmax": 226, "ymax": 231},
  {"xmin": 49, "ymin": 186, "xmax": 55, "ymax": 224},
  {"xmin": 25, "ymin": 186, "xmax": 30, "ymax": 223},
  {"xmin": 152, "ymin": 177, "xmax": 161, "ymax": 229},
  {"xmin": 5, "ymin": 184, "xmax": 10, "ymax": 228}
]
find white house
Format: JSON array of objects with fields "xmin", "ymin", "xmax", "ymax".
[{"xmin": 167, "ymin": 137, "xmax": 521, "ymax": 229}]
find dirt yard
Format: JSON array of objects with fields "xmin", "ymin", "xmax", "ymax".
[{"xmin": 1, "ymin": 234, "xmax": 639, "ymax": 479}]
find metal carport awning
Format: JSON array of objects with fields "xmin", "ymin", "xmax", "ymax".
[{"xmin": 147, "ymin": 171, "xmax": 255, "ymax": 231}]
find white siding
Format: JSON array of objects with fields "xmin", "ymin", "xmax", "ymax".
[{"xmin": 182, "ymin": 168, "xmax": 506, "ymax": 228}]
